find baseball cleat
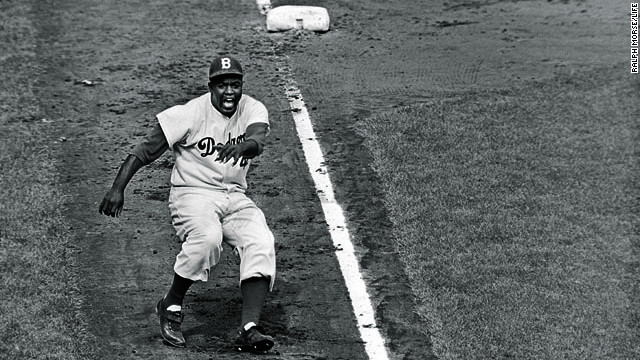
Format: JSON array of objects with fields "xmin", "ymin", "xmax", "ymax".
[
  {"xmin": 155, "ymin": 298, "xmax": 186, "ymax": 348},
  {"xmin": 234, "ymin": 325, "xmax": 274, "ymax": 353}
]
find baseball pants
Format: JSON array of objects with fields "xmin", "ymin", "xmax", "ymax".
[{"xmin": 168, "ymin": 187, "xmax": 276, "ymax": 290}]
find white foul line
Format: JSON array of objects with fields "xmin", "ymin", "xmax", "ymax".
[
  {"xmin": 283, "ymin": 78, "xmax": 390, "ymax": 360},
  {"xmin": 253, "ymin": 2, "xmax": 389, "ymax": 357}
]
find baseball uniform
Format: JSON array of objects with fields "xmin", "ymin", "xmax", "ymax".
[
  {"xmin": 148, "ymin": 93, "xmax": 276, "ymax": 288},
  {"xmin": 102, "ymin": 56, "xmax": 277, "ymax": 351}
]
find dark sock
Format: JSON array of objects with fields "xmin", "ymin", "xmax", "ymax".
[
  {"xmin": 164, "ymin": 273, "xmax": 194, "ymax": 307},
  {"xmin": 240, "ymin": 277, "xmax": 270, "ymax": 328}
]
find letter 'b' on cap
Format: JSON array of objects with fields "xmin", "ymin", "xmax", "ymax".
[{"xmin": 209, "ymin": 56, "xmax": 243, "ymax": 79}]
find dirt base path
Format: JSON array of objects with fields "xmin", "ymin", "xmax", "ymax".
[{"xmin": 34, "ymin": 0, "xmax": 430, "ymax": 359}]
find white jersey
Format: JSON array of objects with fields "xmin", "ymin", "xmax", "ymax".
[{"xmin": 157, "ymin": 93, "xmax": 268, "ymax": 192}]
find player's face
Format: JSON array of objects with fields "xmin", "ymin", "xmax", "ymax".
[{"xmin": 209, "ymin": 75, "xmax": 243, "ymax": 117}]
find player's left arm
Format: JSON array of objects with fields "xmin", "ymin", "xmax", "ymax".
[{"xmin": 215, "ymin": 122, "xmax": 269, "ymax": 165}]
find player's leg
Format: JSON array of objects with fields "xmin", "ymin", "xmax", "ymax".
[
  {"xmin": 240, "ymin": 276, "xmax": 270, "ymax": 328},
  {"xmin": 222, "ymin": 193, "xmax": 276, "ymax": 352},
  {"xmin": 164, "ymin": 272, "xmax": 194, "ymax": 308},
  {"xmin": 157, "ymin": 189, "xmax": 225, "ymax": 347}
]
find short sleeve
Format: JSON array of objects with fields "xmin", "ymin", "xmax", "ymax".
[
  {"xmin": 245, "ymin": 99, "xmax": 269, "ymax": 127},
  {"xmin": 156, "ymin": 104, "xmax": 192, "ymax": 149}
]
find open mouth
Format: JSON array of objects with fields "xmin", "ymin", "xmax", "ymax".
[{"xmin": 222, "ymin": 97, "xmax": 236, "ymax": 110}]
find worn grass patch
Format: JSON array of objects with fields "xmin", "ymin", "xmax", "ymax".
[
  {"xmin": 358, "ymin": 66, "xmax": 640, "ymax": 359},
  {"xmin": 0, "ymin": 2, "xmax": 93, "ymax": 359}
]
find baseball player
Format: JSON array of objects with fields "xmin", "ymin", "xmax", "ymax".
[{"xmin": 98, "ymin": 56, "xmax": 276, "ymax": 353}]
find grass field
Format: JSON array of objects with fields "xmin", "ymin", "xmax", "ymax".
[
  {"xmin": 359, "ymin": 65, "xmax": 639, "ymax": 359},
  {"xmin": 0, "ymin": 2, "xmax": 93, "ymax": 359}
]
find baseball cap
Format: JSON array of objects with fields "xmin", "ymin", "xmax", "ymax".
[{"xmin": 209, "ymin": 56, "xmax": 243, "ymax": 79}]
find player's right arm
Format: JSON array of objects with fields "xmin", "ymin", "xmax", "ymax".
[
  {"xmin": 99, "ymin": 154, "xmax": 144, "ymax": 217},
  {"xmin": 99, "ymin": 122, "xmax": 169, "ymax": 217}
]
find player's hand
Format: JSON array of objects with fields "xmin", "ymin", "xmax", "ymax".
[
  {"xmin": 99, "ymin": 187, "xmax": 125, "ymax": 217},
  {"xmin": 214, "ymin": 143, "xmax": 248, "ymax": 166}
]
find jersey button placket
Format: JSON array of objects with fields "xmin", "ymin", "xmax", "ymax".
[
  {"xmin": 219, "ymin": 119, "xmax": 231, "ymax": 189},
  {"xmin": 220, "ymin": 117, "xmax": 238, "ymax": 193}
]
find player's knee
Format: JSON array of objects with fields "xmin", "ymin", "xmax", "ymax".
[
  {"xmin": 256, "ymin": 232, "xmax": 275, "ymax": 256},
  {"xmin": 203, "ymin": 235, "xmax": 223, "ymax": 257},
  {"xmin": 186, "ymin": 228, "xmax": 222, "ymax": 251},
  {"xmin": 238, "ymin": 234, "xmax": 274, "ymax": 260}
]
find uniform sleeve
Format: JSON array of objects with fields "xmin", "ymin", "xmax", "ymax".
[
  {"xmin": 130, "ymin": 122, "xmax": 169, "ymax": 165},
  {"xmin": 156, "ymin": 104, "xmax": 192, "ymax": 150},
  {"xmin": 245, "ymin": 99, "xmax": 269, "ymax": 127}
]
